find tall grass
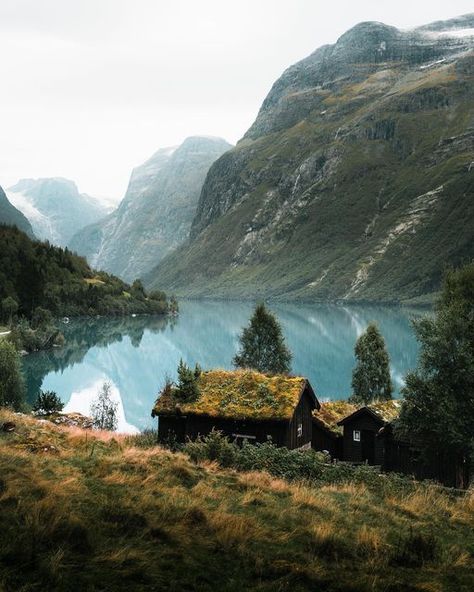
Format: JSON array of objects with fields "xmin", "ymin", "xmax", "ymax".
[{"xmin": 0, "ymin": 410, "xmax": 473, "ymax": 592}]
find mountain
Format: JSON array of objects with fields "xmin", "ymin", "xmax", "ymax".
[
  {"xmin": 145, "ymin": 15, "xmax": 474, "ymax": 303},
  {"xmin": 7, "ymin": 178, "xmax": 109, "ymax": 247},
  {"xmin": 0, "ymin": 185, "xmax": 35, "ymax": 238},
  {"xmin": 69, "ymin": 136, "xmax": 232, "ymax": 282}
]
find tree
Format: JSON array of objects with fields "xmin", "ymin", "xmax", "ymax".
[
  {"xmin": 131, "ymin": 279, "xmax": 146, "ymax": 300},
  {"xmin": 397, "ymin": 263, "xmax": 474, "ymax": 486},
  {"xmin": 0, "ymin": 340, "xmax": 25, "ymax": 410},
  {"xmin": 175, "ymin": 359, "xmax": 201, "ymax": 403},
  {"xmin": 2, "ymin": 296, "xmax": 18, "ymax": 327},
  {"xmin": 32, "ymin": 390, "xmax": 64, "ymax": 415},
  {"xmin": 90, "ymin": 382, "xmax": 118, "ymax": 431},
  {"xmin": 233, "ymin": 303, "xmax": 292, "ymax": 374},
  {"xmin": 350, "ymin": 322, "xmax": 393, "ymax": 404},
  {"xmin": 31, "ymin": 307, "xmax": 53, "ymax": 330}
]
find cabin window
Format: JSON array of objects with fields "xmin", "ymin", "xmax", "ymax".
[
  {"xmin": 353, "ymin": 430, "xmax": 361, "ymax": 442},
  {"xmin": 297, "ymin": 423, "xmax": 303, "ymax": 437}
]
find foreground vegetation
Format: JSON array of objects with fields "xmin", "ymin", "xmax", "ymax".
[{"xmin": 0, "ymin": 411, "xmax": 473, "ymax": 592}]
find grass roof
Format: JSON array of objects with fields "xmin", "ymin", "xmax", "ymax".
[
  {"xmin": 153, "ymin": 369, "xmax": 310, "ymax": 421},
  {"xmin": 313, "ymin": 401, "xmax": 358, "ymax": 435},
  {"xmin": 367, "ymin": 400, "xmax": 401, "ymax": 423},
  {"xmin": 314, "ymin": 399, "xmax": 402, "ymax": 434}
]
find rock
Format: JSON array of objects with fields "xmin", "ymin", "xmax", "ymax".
[{"xmin": 69, "ymin": 136, "xmax": 232, "ymax": 282}]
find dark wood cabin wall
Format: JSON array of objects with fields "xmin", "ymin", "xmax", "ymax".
[
  {"xmin": 342, "ymin": 415, "xmax": 384, "ymax": 464},
  {"xmin": 312, "ymin": 424, "xmax": 342, "ymax": 459},
  {"xmin": 287, "ymin": 390, "xmax": 313, "ymax": 449},
  {"xmin": 184, "ymin": 415, "xmax": 289, "ymax": 447},
  {"xmin": 158, "ymin": 416, "xmax": 186, "ymax": 442},
  {"xmin": 382, "ymin": 434, "xmax": 470, "ymax": 489}
]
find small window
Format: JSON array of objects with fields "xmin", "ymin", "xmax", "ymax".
[
  {"xmin": 297, "ymin": 423, "xmax": 303, "ymax": 437},
  {"xmin": 353, "ymin": 430, "xmax": 361, "ymax": 442}
]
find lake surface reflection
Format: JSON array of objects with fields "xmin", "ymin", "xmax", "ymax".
[{"xmin": 22, "ymin": 301, "xmax": 425, "ymax": 431}]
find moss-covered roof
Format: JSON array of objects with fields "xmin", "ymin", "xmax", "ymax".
[
  {"xmin": 152, "ymin": 369, "xmax": 314, "ymax": 421},
  {"xmin": 314, "ymin": 400, "xmax": 402, "ymax": 434},
  {"xmin": 366, "ymin": 400, "xmax": 401, "ymax": 423},
  {"xmin": 313, "ymin": 401, "xmax": 358, "ymax": 435},
  {"xmin": 337, "ymin": 399, "xmax": 402, "ymax": 426}
]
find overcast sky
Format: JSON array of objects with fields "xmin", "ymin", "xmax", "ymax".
[{"xmin": 1, "ymin": 0, "xmax": 472, "ymax": 202}]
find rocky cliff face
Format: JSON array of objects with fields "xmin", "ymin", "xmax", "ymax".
[
  {"xmin": 69, "ymin": 136, "xmax": 232, "ymax": 282},
  {"xmin": 146, "ymin": 15, "xmax": 474, "ymax": 303},
  {"xmin": 0, "ymin": 186, "xmax": 35, "ymax": 238},
  {"xmin": 7, "ymin": 178, "xmax": 108, "ymax": 247}
]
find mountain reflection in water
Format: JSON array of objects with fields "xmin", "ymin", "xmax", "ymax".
[{"xmin": 22, "ymin": 301, "xmax": 424, "ymax": 431}]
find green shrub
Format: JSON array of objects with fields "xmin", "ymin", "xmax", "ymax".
[
  {"xmin": 32, "ymin": 390, "xmax": 64, "ymax": 415},
  {"xmin": 181, "ymin": 430, "xmax": 416, "ymax": 493}
]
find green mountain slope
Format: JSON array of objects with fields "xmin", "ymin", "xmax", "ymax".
[
  {"xmin": 0, "ymin": 186, "xmax": 35, "ymax": 238},
  {"xmin": 146, "ymin": 15, "xmax": 474, "ymax": 303}
]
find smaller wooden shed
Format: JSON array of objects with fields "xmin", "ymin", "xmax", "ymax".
[
  {"xmin": 152, "ymin": 369, "xmax": 320, "ymax": 450},
  {"xmin": 312, "ymin": 401, "xmax": 357, "ymax": 459},
  {"xmin": 337, "ymin": 401, "xmax": 401, "ymax": 465}
]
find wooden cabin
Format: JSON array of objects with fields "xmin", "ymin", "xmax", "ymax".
[
  {"xmin": 152, "ymin": 369, "xmax": 320, "ymax": 450},
  {"xmin": 337, "ymin": 401, "xmax": 401, "ymax": 465},
  {"xmin": 312, "ymin": 401, "xmax": 357, "ymax": 459},
  {"xmin": 379, "ymin": 423, "xmax": 470, "ymax": 489}
]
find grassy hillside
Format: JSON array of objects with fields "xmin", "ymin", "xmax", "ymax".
[
  {"xmin": 0, "ymin": 410, "xmax": 473, "ymax": 592},
  {"xmin": 146, "ymin": 19, "xmax": 474, "ymax": 303},
  {"xmin": 0, "ymin": 225, "xmax": 169, "ymax": 318}
]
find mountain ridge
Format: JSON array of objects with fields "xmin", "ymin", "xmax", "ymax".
[
  {"xmin": 145, "ymin": 15, "xmax": 474, "ymax": 303},
  {"xmin": 0, "ymin": 185, "xmax": 35, "ymax": 238},
  {"xmin": 69, "ymin": 136, "xmax": 232, "ymax": 282},
  {"xmin": 7, "ymin": 177, "xmax": 108, "ymax": 247}
]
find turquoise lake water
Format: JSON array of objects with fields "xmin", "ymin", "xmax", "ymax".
[{"xmin": 21, "ymin": 300, "xmax": 424, "ymax": 432}]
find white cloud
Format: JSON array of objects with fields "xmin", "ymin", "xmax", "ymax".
[{"xmin": 0, "ymin": 0, "xmax": 472, "ymax": 202}]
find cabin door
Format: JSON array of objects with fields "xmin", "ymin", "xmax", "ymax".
[{"xmin": 361, "ymin": 430, "xmax": 375, "ymax": 464}]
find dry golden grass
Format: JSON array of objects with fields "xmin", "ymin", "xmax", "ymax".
[{"xmin": 0, "ymin": 408, "xmax": 473, "ymax": 592}]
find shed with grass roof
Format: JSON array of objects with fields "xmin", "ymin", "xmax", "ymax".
[
  {"xmin": 152, "ymin": 369, "xmax": 320, "ymax": 449},
  {"xmin": 311, "ymin": 401, "xmax": 358, "ymax": 458},
  {"xmin": 337, "ymin": 400, "xmax": 401, "ymax": 465}
]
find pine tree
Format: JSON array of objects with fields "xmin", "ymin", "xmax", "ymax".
[
  {"xmin": 175, "ymin": 359, "xmax": 201, "ymax": 403},
  {"xmin": 233, "ymin": 303, "xmax": 292, "ymax": 375},
  {"xmin": 1, "ymin": 296, "xmax": 18, "ymax": 327},
  {"xmin": 350, "ymin": 323, "xmax": 392, "ymax": 404},
  {"xmin": 0, "ymin": 340, "xmax": 25, "ymax": 410}
]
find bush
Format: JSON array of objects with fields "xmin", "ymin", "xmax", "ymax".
[
  {"xmin": 90, "ymin": 382, "xmax": 118, "ymax": 431},
  {"xmin": 181, "ymin": 431, "xmax": 416, "ymax": 493},
  {"xmin": 32, "ymin": 390, "xmax": 64, "ymax": 415}
]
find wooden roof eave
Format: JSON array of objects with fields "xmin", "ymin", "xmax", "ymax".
[{"xmin": 337, "ymin": 406, "xmax": 387, "ymax": 427}]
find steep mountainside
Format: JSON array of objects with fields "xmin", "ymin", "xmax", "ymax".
[
  {"xmin": 7, "ymin": 178, "xmax": 109, "ymax": 247},
  {"xmin": 69, "ymin": 136, "xmax": 232, "ymax": 282},
  {"xmin": 146, "ymin": 15, "xmax": 474, "ymax": 303},
  {"xmin": 0, "ymin": 185, "xmax": 35, "ymax": 238}
]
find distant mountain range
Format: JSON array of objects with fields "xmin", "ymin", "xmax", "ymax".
[
  {"xmin": 144, "ymin": 14, "xmax": 474, "ymax": 303},
  {"xmin": 69, "ymin": 136, "xmax": 232, "ymax": 282},
  {"xmin": 0, "ymin": 185, "xmax": 35, "ymax": 238},
  {"xmin": 7, "ymin": 178, "xmax": 109, "ymax": 247}
]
